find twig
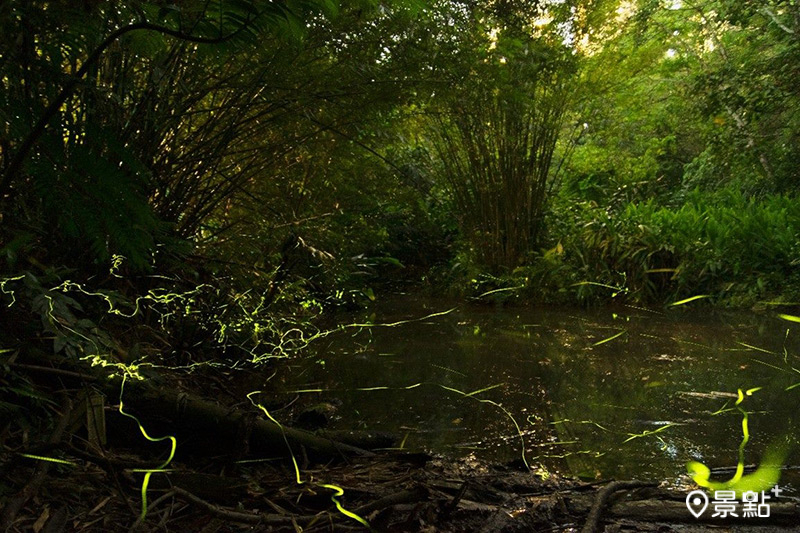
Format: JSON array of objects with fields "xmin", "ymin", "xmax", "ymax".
[
  {"xmin": 581, "ymin": 480, "xmax": 656, "ymax": 533},
  {"xmin": 353, "ymin": 486, "xmax": 428, "ymax": 516},
  {"xmin": 444, "ymin": 481, "xmax": 468, "ymax": 515},
  {"xmin": 170, "ymin": 484, "xmax": 426, "ymax": 528},
  {"xmin": 171, "ymin": 486, "xmax": 264, "ymax": 524},
  {"xmin": 539, "ymin": 524, "xmax": 578, "ymax": 533},
  {"xmin": 271, "ymin": 212, "xmax": 336, "ymax": 229},
  {"xmin": 128, "ymin": 490, "xmax": 176, "ymax": 531},
  {"xmin": 108, "ymin": 459, "xmax": 139, "ymax": 518},
  {"xmin": 9, "ymin": 362, "xmax": 98, "ymax": 381},
  {"xmin": 761, "ymin": 7, "xmax": 795, "ymax": 34},
  {"xmin": 62, "ymin": 442, "xmax": 162, "ymax": 471}
]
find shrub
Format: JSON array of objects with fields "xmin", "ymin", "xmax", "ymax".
[{"xmin": 541, "ymin": 189, "xmax": 800, "ymax": 305}]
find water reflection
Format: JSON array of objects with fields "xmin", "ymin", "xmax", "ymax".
[{"xmin": 281, "ymin": 295, "xmax": 800, "ymax": 492}]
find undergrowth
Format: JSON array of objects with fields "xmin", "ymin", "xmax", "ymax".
[{"xmin": 438, "ymin": 189, "xmax": 800, "ymax": 307}]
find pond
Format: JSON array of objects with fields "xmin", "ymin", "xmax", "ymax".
[{"xmin": 277, "ymin": 294, "xmax": 800, "ymax": 493}]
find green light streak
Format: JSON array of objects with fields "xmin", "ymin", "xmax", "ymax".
[{"xmin": 118, "ymin": 375, "xmax": 177, "ymax": 521}]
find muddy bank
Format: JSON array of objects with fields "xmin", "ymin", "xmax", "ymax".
[{"xmin": 2, "ymin": 361, "xmax": 798, "ymax": 532}]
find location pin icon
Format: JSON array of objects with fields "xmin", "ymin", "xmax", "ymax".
[{"xmin": 686, "ymin": 490, "xmax": 709, "ymax": 518}]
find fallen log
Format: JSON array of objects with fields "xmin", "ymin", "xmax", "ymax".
[
  {"xmin": 605, "ymin": 498, "xmax": 800, "ymax": 525},
  {"xmin": 112, "ymin": 379, "xmax": 375, "ymax": 462},
  {"xmin": 564, "ymin": 487, "xmax": 800, "ymax": 528},
  {"xmin": 581, "ymin": 480, "xmax": 657, "ymax": 533},
  {"xmin": 15, "ymin": 349, "xmax": 375, "ymax": 462}
]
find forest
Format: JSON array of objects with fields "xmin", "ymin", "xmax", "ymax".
[{"xmin": 2, "ymin": 0, "xmax": 800, "ymax": 531}]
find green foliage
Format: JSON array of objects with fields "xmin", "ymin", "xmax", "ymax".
[
  {"xmin": 28, "ymin": 126, "xmax": 161, "ymax": 270},
  {"xmin": 631, "ymin": 0, "xmax": 800, "ymax": 192},
  {"xmin": 0, "ymin": 0, "xmax": 352, "ymax": 273},
  {"xmin": 545, "ymin": 190, "xmax": 800, "ymax": 304},
  {"xmin": 0, "ymin": 257, "xmax": 333, "ymax": 373},
  {"xmin": 558, "ymin": 1, "xmax": 705, "ymax": 206},
  {"xmin": 2, "ymin": 0, "xmax": 800, "ymax": 358},
  {"xmin": 442, "ymin": 188, "xmax": 800, "ymax": 306},
  {"xmin": 425, "ymin": 5, "xmax": 578, "ymax": 271}
]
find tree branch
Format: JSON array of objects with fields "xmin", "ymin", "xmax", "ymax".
[{"xmin": 761, "ymin": 8, "xmax": 795, "ymax": 35}]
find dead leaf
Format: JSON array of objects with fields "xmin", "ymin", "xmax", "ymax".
[
  {"xmin": 89, "ymin": 496, "xmax": 112, "ymax": 515},
  {"xmin": 32, "ymin": 507, "xmax": 49, "ymax": 533}
]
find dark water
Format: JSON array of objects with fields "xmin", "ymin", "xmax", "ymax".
[{"xmin": 278, "ymin": 295, "xmax": 800, "ymax": 493}]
